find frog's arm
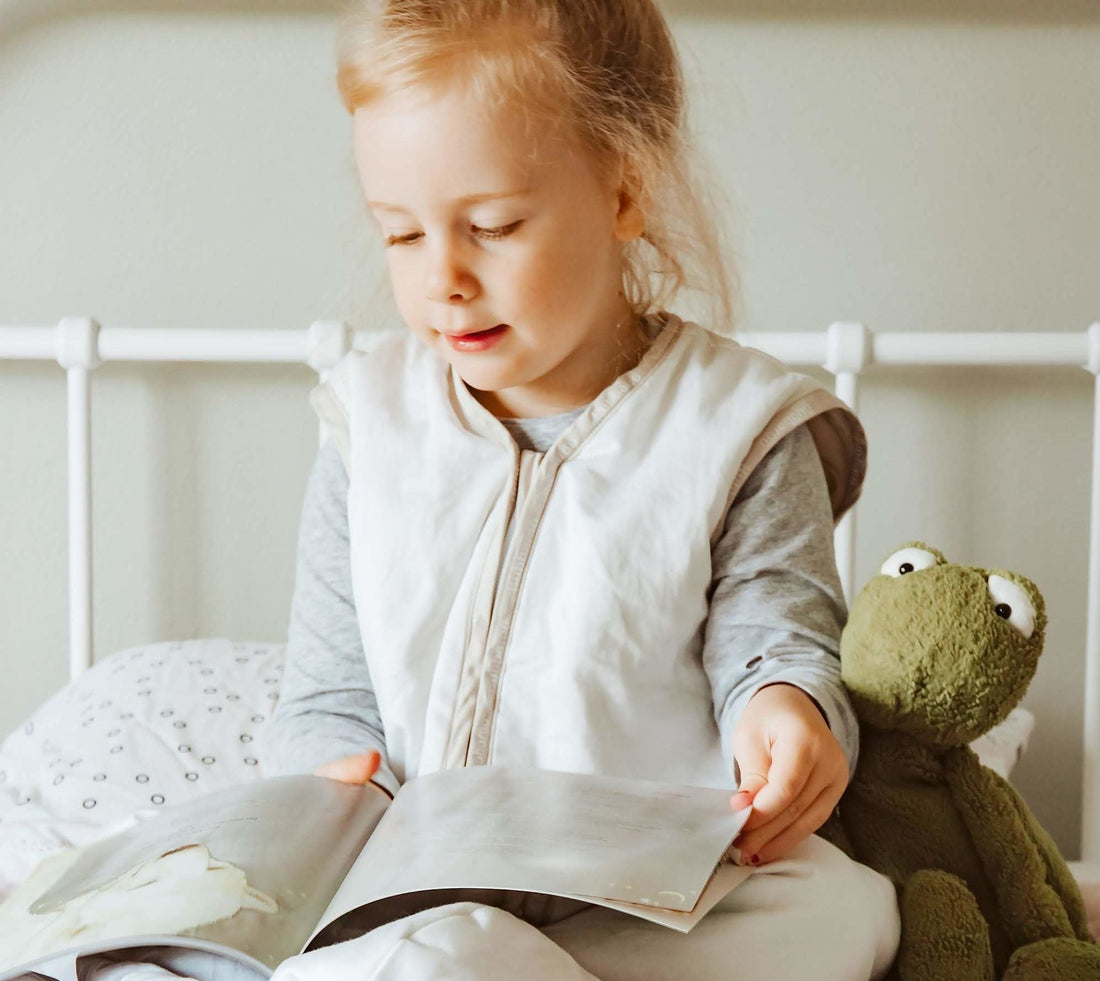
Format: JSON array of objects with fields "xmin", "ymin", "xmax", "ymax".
[
  {"xmin": 999, "ymin": 769, "xmax": 1092, "ymax": 942},
  {"xmin": 943, "ymin": 746, "xmax": 1086, "ymax": 944}
]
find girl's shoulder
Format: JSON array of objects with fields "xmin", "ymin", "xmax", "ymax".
[
  {"xmin": 665, "ymin": 313, "xmax": 805, "ymax": 382},
  {"xmin": 308, "ymin": 328, "xmax": 418, "ymax": 465}
]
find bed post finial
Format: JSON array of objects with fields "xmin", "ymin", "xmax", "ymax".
[
  {"xmin": 1086, "ymin": 322, "xmax": 1100, "ymax": 377},
  {"xmin": 56, "ymin": 316, "xmax": 101, "ymax": 370},
  {"xmin": 825, "ymin": 320, "xmax": 870, "ymax": 379}
]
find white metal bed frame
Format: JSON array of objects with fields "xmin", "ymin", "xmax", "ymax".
[{"xmin": 2, "ymin": 317, "xmax": 1099, "ymax": 858}]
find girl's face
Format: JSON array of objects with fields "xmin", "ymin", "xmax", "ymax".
[{"xmin": 352, "ymin": 81, "xmax": 646, "ymax": 418}]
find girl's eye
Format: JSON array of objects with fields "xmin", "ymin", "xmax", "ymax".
[
  {"xmin": 383, "ymin": 220, "xmax": 523, "ymax": 247},
  {"xmin": 384, "ymin": 232, "xmax": 422, "ymax": 247},
  {"xmin": 472, "ymin": 220, "xmax": 523, "ymax": 240}
]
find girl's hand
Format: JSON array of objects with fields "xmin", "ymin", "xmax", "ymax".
[
  {"xmin": 730, "ymin": 683, "xmax": 848, "ymax": 866},
  {"xmin": 314, "ymin": 750, "xmax": 382, "ymax": 785}
]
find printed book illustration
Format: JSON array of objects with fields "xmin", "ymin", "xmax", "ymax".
[{"xmin": 0, "ymin": 767, "xmax": 752, "ymax": 980}]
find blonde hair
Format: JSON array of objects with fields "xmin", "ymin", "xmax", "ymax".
[{"xmin": 335, "ymin": 0, "xmax": 737, "ymax": 332}]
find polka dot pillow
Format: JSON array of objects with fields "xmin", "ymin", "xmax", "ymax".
[{"xmin": 0, "ymin": 639, "xmax": 285, "ymax": 895}]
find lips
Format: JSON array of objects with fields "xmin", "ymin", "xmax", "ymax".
[
  {"xmin": 444, "ymin": 324, "xmax": 509, "ymax": 352},
  {"xmin": 449, "ymin": 325, "xmax": 507, "ymax": 338}
]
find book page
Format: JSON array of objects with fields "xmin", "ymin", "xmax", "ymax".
[
  {"xmin": 309, "ymin": 767, "xmax": 750, "ymax": 944},
  {"xmin": 579, "ymin": 860, "xmax": 752, "ymax": 931},
  {"xmin": 0, "ymin": 776, "xmax": 389, "ymax": 979}
]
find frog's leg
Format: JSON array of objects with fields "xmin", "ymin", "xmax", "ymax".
[
  {"xmin": 898, "ymin": 869, "xmax": 993, "ymax": 981},
  {"xmin": 1002, "ymin": 937, "xmax": 1100, "ymax": 979}
]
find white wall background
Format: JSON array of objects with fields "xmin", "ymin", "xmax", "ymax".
[{"xmin": 1, "ymin": 1, "xmax": 1098, "ymax": 855}]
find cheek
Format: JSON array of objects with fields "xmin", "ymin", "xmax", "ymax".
[
  {"xmin": 385, "ymin": 256, "xmax": 421, "ymax": 312},
  {"xmin": 547, "ymin": 217, "xmax": 619, "ymax": 289},
  {"xmin": 386, "ymin": 274, "xmax": 431, "ymax": 339},
  {"xmin": 510, "ymin": 237, "xmax": 594, "ymax": 305},
  {"xmin": 510, "ymin": 257, "xmax": 564, "ymax": 305}
]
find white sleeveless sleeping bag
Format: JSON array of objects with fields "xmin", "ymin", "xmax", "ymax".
[{"xmin": 312, "ymin": 313, "xmax": 866, "ymax": 789}]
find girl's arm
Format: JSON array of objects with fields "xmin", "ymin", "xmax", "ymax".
[
  {"xmin": 702, "ymin": 423, "xmax": 857, "ymax": 861},
  {"xmin": 261, "ymin": 441, "xmax": 399, "ymax": 797},
  {"xmin": 704, "ymin": 424, "xmax": 858, "ymax": 775}
]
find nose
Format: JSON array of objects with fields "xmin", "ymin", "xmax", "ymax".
[{"xmin": 425, "ymin": 236, "xmax": 479, "ymax": 304}]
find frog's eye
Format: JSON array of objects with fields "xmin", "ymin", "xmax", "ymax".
[
  {"xmin": 880, "ymin": 547, "xmax": 939, "ymax": 578},
  {"xmin": 987, "ymin": 575, "xmax": 1036, "ymax": 639}
]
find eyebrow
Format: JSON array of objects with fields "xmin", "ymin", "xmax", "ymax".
[{"xmin": 367, "ymin": 190, "xmax": 532, "ymax": 213}]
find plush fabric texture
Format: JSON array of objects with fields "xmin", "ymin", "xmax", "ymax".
[
  {"xmin": 821, "ymin": 542, "xmax": 1100, "ymax": 980},
  {"xmin": 0, "ymin": 639, "xmax": 281, "ymax": 898}
]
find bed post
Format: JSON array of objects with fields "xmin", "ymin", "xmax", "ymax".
[
  {"xmin": 826, "ymin": 322, "xmax": 870, "ymax": 605},
  {"xmin": 56, "ymin": 316, "xmax": 102, "ymax": 679},
  {"xmin": 1083, "ymin": 322, "xmax": 1100, "ymax": 861}
]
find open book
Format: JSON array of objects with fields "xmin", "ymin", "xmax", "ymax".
[{"xmin": 0, "ymin": 767, "xmax": 752, "ymax": 980}]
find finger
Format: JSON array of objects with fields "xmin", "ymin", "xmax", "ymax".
[
  {"xmin": 315, "ymin": 750, "xmax": 382, "ymax": 785},
  {"xmin": 730, "ymin": 740, "xmax": 772, "ymax": 822},
  {"xmin": 750, "ymin": 784, "xmax": 841, "ymax": 866},
  {"xmin": 361, "ymin": 749, "xmax": 382, "ymax": 780},
  {"xmin": 735, "ymin": 768, "xmax": 837, "ymax": 859},
  {"xmin": 743, "ymin": 735, "xmax": 813, "ymax": 828},
  {"xmin": 733, "ymin": 767, "xmax": 772, "ymax": 830},
  {"xmin": 730, "ymin": 789, "xmax": 754, "ymax": 812}
]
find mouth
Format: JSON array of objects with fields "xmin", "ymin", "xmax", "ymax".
[
  {"xmin": 444, "ymin": 324, "xmax": 509, "ymax": 351},
  {"xmin": 447, "ymin": 325, "xmax": 508, "ymax": 338}
]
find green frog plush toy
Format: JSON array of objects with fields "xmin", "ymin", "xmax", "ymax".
[{"xmin": 824, "ymin": 542, "xmax": 1100, "ymax": 980}]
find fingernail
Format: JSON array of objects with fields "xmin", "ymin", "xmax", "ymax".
[
  {"xmin": 749, "ymin": 854, "xmax": 760, "ymax": 866},
  {"xmin": 730, "ymin": 791, "xmax": 752, "ymax": 809}
]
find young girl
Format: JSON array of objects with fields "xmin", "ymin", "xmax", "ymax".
[{"xmin": 265, "ymin": 1, "xmax": 900, "ymax": 977}]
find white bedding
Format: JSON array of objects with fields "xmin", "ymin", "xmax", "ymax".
[{"xmin": 0, "ymin": 639, "xmax": 281, "ymax": 898}]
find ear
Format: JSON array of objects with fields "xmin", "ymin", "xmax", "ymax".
[{"xmin": 612, "ymin": 185, "xmax": 646, "ymax": 243}]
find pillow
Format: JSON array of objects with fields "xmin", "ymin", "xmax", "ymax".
[
  {"xmin": 0, "ymin": 639, "xmax": 285, "ymax": 897},
  {"xmin": 968, "ymin": 706, "xmax": 1036, "ymax": 779}
]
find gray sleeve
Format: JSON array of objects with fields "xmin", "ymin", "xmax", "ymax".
[
  {"xmin": 703, "ymin": 424, "xmax": 860, "ymax": 781},
  {"xmin": 262, "ymin": 440, "xmax": 399, "ymax": 796}
]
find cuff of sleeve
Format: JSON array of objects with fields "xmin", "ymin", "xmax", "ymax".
[
  {"xmin": 369, "ymin": 763, "xmax": 400, "ymax": 799},
  {"xmin": 262, "ymin": 725, "xmax": 402, "ymax": 794},
  {"xmin": 720, "ymin": 673, "xmax": 860, "ymax": 783}
]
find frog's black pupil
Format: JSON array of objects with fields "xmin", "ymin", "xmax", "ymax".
[
  {"xmin": 995, "ymin": 604, "xmax": 1012, "ymax": 619},
  {"xmin": 899, "ymin": 563, "xmax": 914, "ymax": 575}
]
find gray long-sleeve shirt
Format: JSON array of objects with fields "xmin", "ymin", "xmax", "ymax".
[{"xmin": 263, "ymin": 417, "xmax": 858, "ymax": 794}]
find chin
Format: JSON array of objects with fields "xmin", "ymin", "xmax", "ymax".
[{"xmin": 451, "ymin": 361, "xmax": 520, "ymax": 392}]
